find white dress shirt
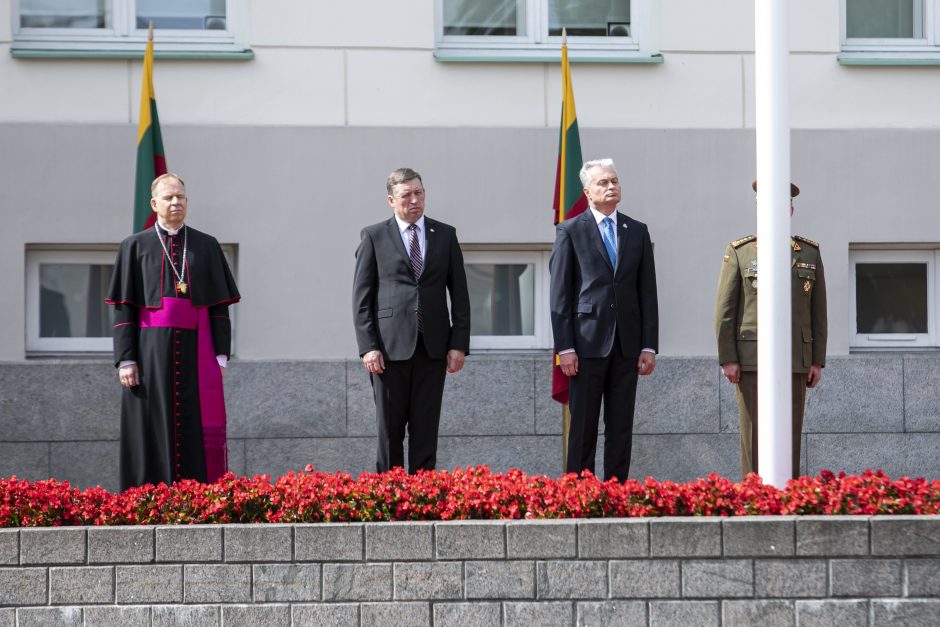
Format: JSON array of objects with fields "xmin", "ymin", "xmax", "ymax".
[
  {"xmin": 395, "ymin": 214, "xmax": 426, "ymax": 263},
  {"xmin": 590, "ymin": 206, "xmax": 617, "ymax": 248}
]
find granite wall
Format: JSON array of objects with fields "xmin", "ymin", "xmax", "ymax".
[
  {"xmin": 0, "ymin": 517, "xmax": 939, "ymax": 626},
  {"xmin": 0, "ymin": 355, "xmax": 938, "ymax": 493}
]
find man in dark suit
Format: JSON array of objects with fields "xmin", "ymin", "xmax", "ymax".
[
  {"xmin": 550, "ymin": 158, "xmax": 659, "ymax": 481},
  {"xmin": 353, "ymin": 167, "xmax": 471, "ymax": 473}
]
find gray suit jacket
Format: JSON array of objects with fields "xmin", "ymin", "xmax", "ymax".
[
  {"xmin": 549, "ymin": 210, "xmax": 659, "ymax": 359},
  {"xmin": 353, "ymin": 216, "xmax": 470, "ymax": 361}
]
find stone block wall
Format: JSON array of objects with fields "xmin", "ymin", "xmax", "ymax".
[
  {"xmin": 0, "ymin": 355, "xmax": 938, "ymax": 492},
  {"xmin": 0, "ymin": 517, "xmax": 939, "ymax": 626}
]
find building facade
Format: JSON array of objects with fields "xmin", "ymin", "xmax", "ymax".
[{"xmin": 2, "ymin": 1, "xmax": 939, "ymax": 490}]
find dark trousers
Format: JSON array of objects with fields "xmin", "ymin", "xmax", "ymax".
[
  {"xmin": 371, "ymin": 334, "xmax": 447, "ymax": 473},
  {"xmin": 735, "ymin": 371, "xmax": 807, "ymax": 480},
  {"xmin": 566, "ymin": 341, "xmax": 639, "ymax": 482}
]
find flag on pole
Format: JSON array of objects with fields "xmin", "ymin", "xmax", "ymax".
[
  {"xmin": 552, "ymin": 31, "xmax": 588, "ymax": 405},
  {"xmin": 134, "ymin": 23, "xmax": 167, "ymax": 232},
  {"xmin": 551, "ymin": 31, "xmax": 589, "ymax": 471}
]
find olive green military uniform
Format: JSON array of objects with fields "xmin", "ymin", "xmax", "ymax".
[{"xmin": 715, "ymin": 235, "xmax": 827, "ymax": 479}]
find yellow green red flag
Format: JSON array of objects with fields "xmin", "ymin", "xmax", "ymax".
[
  {"xmin": 552, "ymin": 35, "xmax": 588, "ymax": 405},
  {"xmin": 134, "ymin": 33, "xmax": 167, "ymax": 232}
]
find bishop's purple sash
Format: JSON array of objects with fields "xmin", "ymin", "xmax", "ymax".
[{"xmin": 139, "ymin": 297, "xmax": 228, "ymax": 483}]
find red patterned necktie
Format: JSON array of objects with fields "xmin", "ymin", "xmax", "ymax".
[{"xmin": 408, "ymin": 224, "xmax": 423, "ymax": 331}]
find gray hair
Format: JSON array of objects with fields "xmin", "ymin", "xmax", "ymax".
[
  {"xmin": 579, "ymin": 158, "xmax": 617, "ymax": 187},
  {"xmin": 151, "ymin": 173, "xmax": 185, "ymax": 196},
  {"xmin": 386, "ymin": 167, "xmax": 423, "ymax": 196}
]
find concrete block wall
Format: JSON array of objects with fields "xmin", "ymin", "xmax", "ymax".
[
  {"xmin": 0, "ymin": 517, "xmax": 938, "ymax": 625},
  {"xmin": 0, "ymin": 355, "xmax": 938, "ymax": 492}
]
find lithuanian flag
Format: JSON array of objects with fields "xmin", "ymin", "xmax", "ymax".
[
  {"xmin": 551, "ymin": 32, "xmax": 588, "ymax": 470},
  {"xmin": 133, "ymin": 29, "xmax": 167, "ymax": 232},
  {"xmin": 551, "ymin": 32, "xmax": 588, "ymax": 406}
]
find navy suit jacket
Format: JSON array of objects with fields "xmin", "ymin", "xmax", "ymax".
[
  {"xmin": 353, "ymin": 216, "xmax": 471, "ymax": 361},
  {"xmin": 549, "ymin": 210, "xmax": 659, "ymax": 359}
]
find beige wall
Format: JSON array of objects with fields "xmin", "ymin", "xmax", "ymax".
[{"xmin": 2, "ymin": 0, "xmax": 940, "ymax": 129}]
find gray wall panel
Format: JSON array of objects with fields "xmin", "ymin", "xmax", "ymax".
[
  {"xmin": 224, "ymin": 361, "xmax": 347, "ymax": 438},
  {"xmin": 439, "ymin": 359, "xmax": 536, "ymax": 436},
  {"xmin": 905, "ymin": 355, "xmax": 940, "ymax": 433},
  {"xmin": 806, "ymin": 432, "xmax": 940, "ymax": 479},
  {"xmin": 804, "ymin": 356, "xmax": 904, "ymax": 434},
  {"xmin": 2, "ymin": 356, "xmax": 935, "ymax": 489},
  {"xmin": 0, "ymin": 363, "xmax": 117, "ymax": 441}
]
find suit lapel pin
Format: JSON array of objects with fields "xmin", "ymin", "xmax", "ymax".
[{"xmin": 429, "ymin": 228, "xmax": 435, "ymax": 233}]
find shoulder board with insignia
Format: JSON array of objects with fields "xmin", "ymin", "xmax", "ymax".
[
  {"xmin": 731, "ymin": 235, "xmax": 756, "ymax": 248},
  {"xmin": 793, "ymin": 235, "xmax": 819, "ymax": 248}
]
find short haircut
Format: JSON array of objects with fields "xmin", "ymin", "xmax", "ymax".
[
  {"xmin": 579, "ymin": 158, "xmax": 617, "ymax": 188},
  {"xmin": 151, "ymin": 173, "xmax": 185, "ymax": 196},
  {"xmin": 386, "ymin": 168, "xmax": 423, "ymax": 196}
]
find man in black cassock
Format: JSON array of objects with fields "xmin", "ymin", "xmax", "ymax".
[{"xmin": 106, "ymin": 173, "xmax": 240, "ymax": 491}]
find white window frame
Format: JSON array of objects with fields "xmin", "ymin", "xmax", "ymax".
[
  {"xmin": 26, "ymin": 248, "xmax": 118, "ymax": 353},
  {"xmin": 26, "ymin": 244, "xmax": 238, "ymax": 355},
  {"xmin": 841, "ymin": 0, "xmax": 940, "ymax": 55},
  {"xmin": 11, "ymin": 0, "xmax": 249, "ymax": 55},
  {"xmin": 849, "ymin": 248, "xmax": 938, "ymax": 349},
  {"xmin": 463, "ymin": 249, "xmax": 552, "ymax": 351},
  {"xmin": 435, "ymin": 0, "xmax": 657, "ymax": 61}
]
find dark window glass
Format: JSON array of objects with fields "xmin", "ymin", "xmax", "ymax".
[
  {"xmin": 855, "ymin": 262, "xmax": 928, "ymax": 333},
  {"xmin": 40, "ymin": 263, "xmax": 114, "ymax": 338},
  {"xmin": 442, "ymin": 0, "xmax": 522, "ymax": 36},
  {"xmin": 846, "ymin": 0, "xmax": 920, "ymax": 38},
  {"xmin": 549, "ymin": 0, "xmax": 631, "ymax": 37},
  {"xmin": 136, "ymin": 0, "xmax": 227, "ymax": 30},
  {"xmin": 20, "ymin": 0, "xmax": 109, "ymax": 28},
  {"xmin": 466, "ymin": 263, "xmax": 535, "ymax": 335}
]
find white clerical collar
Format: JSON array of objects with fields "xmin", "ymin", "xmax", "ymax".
[
  {"xmin": 395, "ymin": 215, "xmax": 425, "ymax": 234},
  {"xmin": 157, "ymin": 221, "xmax": 185, "ymax": 236}
]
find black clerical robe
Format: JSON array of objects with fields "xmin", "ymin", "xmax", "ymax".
[{"xmin": 106, "ymin": 225, "xmax": 239, "ymax": 491}]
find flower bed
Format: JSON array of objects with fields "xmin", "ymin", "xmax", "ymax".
[{"xmin": 2, "ymin": 467, "xmax": 939, "ymax": 527}]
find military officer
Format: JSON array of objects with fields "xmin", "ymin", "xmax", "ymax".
[{"xmin": 715, "ymin": 181, "xmax": 827, "ymax": 480}]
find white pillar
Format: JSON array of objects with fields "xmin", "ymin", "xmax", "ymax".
[{"xmin": 754, "ymin": 0, "xmax": 792, "ymax": 488}]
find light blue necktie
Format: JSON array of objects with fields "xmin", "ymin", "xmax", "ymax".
[{"xmin": 602, "ymin": 217, "xmax": 617, "ymax": 267}]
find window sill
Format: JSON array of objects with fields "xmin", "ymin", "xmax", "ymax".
[
  {"xmin": 838, "ymin": 53, "xmax": 940, "ymax": 66},
  {"xmin": 465, "ymin": 348, "xmax": 554, "ymax": 357},
  {"xmin": 849, "ymin": 346, "xmax": 940, "ymax": 353},
  {"xmin": 25, "ymin": 351, "xmax": 112, "ymax": 361},
  {"xmin": 434, "ymin": 48, "xmax": 663, "ymax": 64},
  {"xmin": 11, "ymin": 47, "xmax": 254, "ymax": 60}
]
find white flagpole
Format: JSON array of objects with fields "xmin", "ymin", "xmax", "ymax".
[{"xmin": 755, "ymin": 0, "xmax": 792, "ymax": 488}]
